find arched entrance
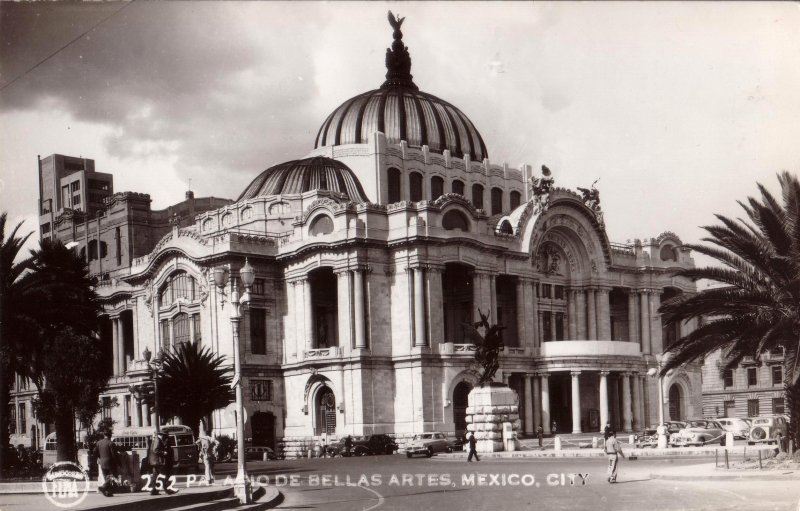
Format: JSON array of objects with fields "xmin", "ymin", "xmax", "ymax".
[
  {"xmin": 453, "ymin": 381, "xmax": 472, "ymax": 436},
  {"xmin": 315, "ymin": 387, "xmax": 336, "ymax": 436},
  {"xmin": 668, "ymin": 384, "xmax": 683, "ymax": 421},
  {"xmin": 251, "ymin": 412, "xmax": 275, "ymax": 449}
]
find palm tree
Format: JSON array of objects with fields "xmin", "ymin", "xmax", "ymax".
[
  {"xmin": 146, "ymin": 340, "xmax": 235, "ymax": 437},
  {"xmin": 0, "ymin": 213, "xmax": 33, "ymax": 478},
  {"xmin": 659, "ymin": 171, "xmax": 800, "ymax": 447}
]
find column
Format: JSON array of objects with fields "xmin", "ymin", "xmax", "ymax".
[
  {"xmin": 640, "ymin": 290, "xmax": 651, "ymax": 354},
  {"xmin": 631, "ymin": 372, "xmax": 641, "ymax": 431},
  {"xmin": 622, "ymin": 373, "xmax": 632, "ymax": 432},
  {"xmin": 524, "ymin": 375, "xmax": 534, "ymax": 435},
  {"xmin": 627, "ymin": 290, "xmax": 638, "ymax": 344},
  {"xmin": 533, "ymin": 374, "xmax": 542, "ymax": 432},
  {"xmin": 599, "ymin": 371, "xmax": 609, "ymax": 433},
  {"xmin": 489, "ymin": 275, "xmax": 497, "ymax": 324},
  {"xmin": 286, "ymin": 281, "xmax": 297, "ymax": 361},
  {"xmin": 304, "ymin": 278, "xmax": 314, "ymax": 350},
  {"xmin": 597, "ymin": 287, "xmax": 611, "ymax": 340},
  {"xmin": 567, "ymin": 290, "xmax": 577, "ymax": 340},
  {"xmin": 336, "ymin": 271, "xmax": 353, "ymax": 350},
  {"xmin": 639, "ymin": 375, "xmax": 647, "ymax": 429},
  {"xmin": 472, "ymin": 272, "xmax": 483, "ymax": 323},
  {"xmin": 353, "ymin": 270, "xmax": 367, "ymax": 349},
  {"xmin": 541, "ymin": 374, "xmax": 552, "ymax": 434},
  {"xmin": 531, "ymin": 282, "xmax": 540, "ymax": 348},
  {"xmin": 426, "ymin": 267, "xmax": 444, "ymax": 345},
  {"xmin": 571, "ymin": 371, "xmax": 582, "ymax": 433},
  {"xmin": 550, "ymin": 313, "xmax": 557, "ymax": 343},
  {"xmin": 649, "ymin": 290, "xmax": 663, "ymax": 353},
  {"xmin": 586, "ymin": 288, "xmax": 597, "ymax": 340},
  {"xmin": 576, "ymin": 290, "xmax": 587, "ymax": 339},
  {"xmin": 134, "ymin": 397, "xmax": 142, "ymax": 427},
  {"xmin": 143, "ymin": 402, "xmax": 151, "ymax": 427},
  {"xmin": 188, "ymin": 312, "xmax": 196, "ymax": 343},
  {"xmin": 414, "ymin": 267, "xmax": 427, "ymax": 347},
  {"xmin": 516, "ymin": 279, "xmax": 526, "ymax": 347},
  {"xmin": 132, "ymin": 305, "xmax": 140, "ymax": 363},
  {"xmin": 111, "ymin": 317, "xmax": 120, "ymax": 376}
]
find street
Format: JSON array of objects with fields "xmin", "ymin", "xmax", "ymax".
[{"xmin": 231, "ymin": 455, "xmax": 800, "ymax": 511}]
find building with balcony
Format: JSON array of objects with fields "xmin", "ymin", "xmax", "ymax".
[{"xmin": 15, "ymin": 14, "xmax": 702, "ymax": 455}]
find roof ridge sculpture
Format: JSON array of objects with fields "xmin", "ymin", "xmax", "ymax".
[{"xmin": 381, "ymin": 11, "xmax": 418, "ymax": 91}]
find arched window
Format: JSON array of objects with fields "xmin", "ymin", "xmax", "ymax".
[
  {"xmin": 159, "ymin": 272, "xmax": 197, "ymax": 308},
  {"xmin": 173, "ymin": 313, "xmax": 190, "ymax": 345},
  {"xmin": 442, "ymin": 210, "xmax": 470, "ymax": 231},
  {"xmin": 409, "ymin": 172, "xmax": 423, "ymax": 202},
  {"xmin": 498, "ymin": 220, "xmax": 513, "ymax": 234},
  {"xmin": 387, "ymin": 167, "xmax": 402, "ymax": 203},
  {"xmin": 491, "ymin": 187, "xmax": 503, "ymax": 215},
  {"xmin": 309, "ymin": 215, "xmax": 334, "ymax": 236},
  {"xmin": 660, "ymin": 245, "xmax": 677, "ymax": 261},
  {"xmin": 510, "ymin": 191, "xmax": 521, "ymax": 210},
  {"xmin": 452, "ymin": 180, "xmax": 465, "ymax": 196},
  {"xmin": 472, "ymin": 184, "xmax": 484, "ymax": 210},
  {"xmin": 431, "ymin": 176, "xmax": 444, "ymax": 201}
]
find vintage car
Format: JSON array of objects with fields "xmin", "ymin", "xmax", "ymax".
[
  {"xmin": 748, "ymin": 416, "xmax": 789, "ymax": 445},
  {"xmin": 365, "ymin": 434, "xmax": 399, "ymax": 455},
  {"xmin": 405, "ymin": 432, "xmax": 451, "ymax": 458},
  {"xmin": 672, "ymin": 419, "xmax": 725, "ymax": 446},
  {"xmin": 638, "ymin": 421, "xmax": 686, "ymax": 447},
  {"xmin": 717, "ymin": 418, "xmax": 751, "ymax": 440},
  {"xmin": 245, "ymin": 446, "xmax": 278, "ymax": 461}
]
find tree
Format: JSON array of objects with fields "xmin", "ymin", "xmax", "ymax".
[
  {"xmin": 659, "ymin": 171, "xmax": 800, "ymax": 447},
  {"xmin": 463, "ymin": 309, "xmax": 506, "ymax": 386},
  {"xmin": 145, "ymin": 341, "xmax": 234, "ymax": 437},
  {"xmin": 0, "ymin": 213, "xmax": 33, "ymax": 478}
]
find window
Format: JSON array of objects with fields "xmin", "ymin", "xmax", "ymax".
[
  {"xmin": 251, "ymin": 380, "xmax": 273, "ymax": 401},
  {"xmin": 772, "ymin": 398, "xmax": 785, "ymax": 415},
  {"xmin": 309, "ymin": 215, "xmax": 334, "ymax": 236},
  {"xmin": 41, "ymin": 223, "xmax": 51, "ymax": 236},
  {"xmin": 555, "ymin": 313, "xmax": 564, "ymax": 341},
  {"xmin": 252, "ymin": 279, "xmax": 265, "ymax": 295},
  {"xmin": 160, "ymin": 320, "xmax": 170, "ymax": 347},
  {"xmin": 70, "ymin": 181, "xmax": 81, "ymax": 192},
  {"xmin": 18, "ymin": 403, "xmax": 26, "ymax": 432},
  {"xmin": 431, "ymin": 176, "xmax": 444, "ymax": 201},
  {"xmin": 115, "ymin": 227, "xmax": 122, "ymax": 265},
  {"xmin": 409, "ymin": 172, "xmax": 423, "ymax": 202},
  {"xmin": 192, "ymin": 314, "xmax": 201, "ymax": 343},
  {"xmin": 124, "ymin": 395, "xmax": 132, "ymax": 427},
  {"xmin": 747, "ymin": 367, "xmax": 757, "ymax": 387},
  {"xmin": 542, "ymin": 312, "xmax": 552, "ymax": 342},
  {"xmin": 723, "ymin": 400, "xmax": 735, "ymax": 417},
  {"xmin": 159, "ymin": 272, "xmax": 197, "ymax": 307},
  {"xmin": 452, "ymin": 180, "xmax": 465, "ymax": 196},
  {"xmin": 490, "ymin": 187, "xmax": 503, "ymax": 215},
  {"xmin": 62, "ymin": 185, "xmax": 70, "ymax": 208},
  {"xmin": 9, "ymin": 405, "xmax": 16, "ymax": 434},
  {"xmin": 250, "ymin": 308, "xmax": 267, "ymax": 355},
  {"xmin": 88, "ymin": 239, "xmax": 108, "ymax": 261},
  {"xmin": 510, "ymin": 191, "xmax": 521, "ymax": 210},
  {"xmin": 173, "ymin": 313, "xmax": 190, "ymax": 345},
  {"xmin": 554, "ymin": 285, "xmax": 564, "ymax": 300},
  {"xmin": 442, "ymin": 210, "xmax": 469, "ymax": 231},
  {"xmin": 747, "ymin": 399, "xmax": 760, "ymax": 417},
  {"xmin": 72, "ymin": 194, "xmax": 81, "ymax": 206},
  {"xmin": 723, "ymin": 369, "xmax": 733, "ymax": 388},
  {"xmin": 102, "ymin": 397, "xmax": 112, "ymax": 420},
  {"xmin": 471, "ymin": 184, "xmax": 484, "ymax": 210},
  {"xmin": 541, "ymin": 284, "xmax": 552, "ymax": 299},
  {"xmin": 772, "ymin": 365, "xmax": 783, "ymax": 385},
  {"xmin": 659, "ymin": 245, "xmax": 677, "ymax": 261},
  {"xmin": 387, "ymin": 168, "xmax": 402, "ymax": 203}
]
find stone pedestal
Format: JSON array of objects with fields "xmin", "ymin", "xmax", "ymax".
[{"xmin": 465, "ymin": 384, "xmax": 521, "ymax": 453}]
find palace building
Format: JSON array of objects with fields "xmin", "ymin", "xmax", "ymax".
[{"xmin": 12, "ymin": 15, "xmax": 702, "ymax": 455}]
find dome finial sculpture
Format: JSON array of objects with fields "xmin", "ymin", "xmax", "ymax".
[{"xmin": 382, "ymin": 11, "xmax": 418, "ymax": 90}]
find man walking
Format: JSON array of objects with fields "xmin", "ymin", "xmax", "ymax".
[
  {"xmin": 604, "ymin": 421, "xmax": 612, "ymax": 440},
  {"xmin": 604, "ymin": 430, "xmax": 625, "ymax": 483},
  {"xmin": 466, "ymin": 431, "xmax": 479, "ymax": 462},
  {"xmin": 195, "ymin": 428, "xmax": 219, "ymax": 485},
  {"xmin": 93, "ymin": 431, "xmax": 118, "ymax": 497},
  {"xmin": 148, "ymin": 431, "xmax": 167, "ymax": 496},
  {"xmin": 537, "ymin": 424, "xmax": 544, "ymax": 450}
]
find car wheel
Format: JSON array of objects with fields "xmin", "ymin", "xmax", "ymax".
[
  {"xmin": 427, "ymin": 447, "xmax": 433, "ymax": 458},
  {"xmin": 446, "ymin": 446, "xmax": 452, "ymax": 453},
  {"xmin": 747, "ymin": 441, "xmax": 754, "ymax": 446},
  {"xmin": 406, "ymin": 452, "xmax": 412, "ymax": 459}
]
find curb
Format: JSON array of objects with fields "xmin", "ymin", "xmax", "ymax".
[{"xmin": 649, "ymin": 472, "xmax": 800, "ymax": 482}]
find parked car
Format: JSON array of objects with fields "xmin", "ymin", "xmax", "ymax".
[
  {"xmin": 747, "ymin": 416, "xmax": 789, "ymax": 445},
  {"xmin": 672, "ymin": 419, "xmax": 725, "ymax": 446},
  {"xmin": 246, "ymin": 446, "xmax": 278, "ymax": 461},
  {"xmin": 366, "ymin": 434, "xmax": 399, "ymax": 455},
  {"xmin": 326, "ymin": 436, "xmax": 370, "ymax": 457},
  {"xmin": 639, "ymin": 421, "xmax": 686, "ymax": 447},
  {"xmin": 405, "ymin": 432, "xmax": 451, "ymax": 458},
  {"xmin": 717, "ymin": 418, "xmax": 751, "ymax": 440}
]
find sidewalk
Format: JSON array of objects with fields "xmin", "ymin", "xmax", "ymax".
[{"xmin": 649, "ymin": 462, "xmax": 800, "ymax": 481}]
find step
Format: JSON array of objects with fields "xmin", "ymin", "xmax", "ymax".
[{"xmin": 82, "ymin": 487, "xmax": 234, "ymax": 511}]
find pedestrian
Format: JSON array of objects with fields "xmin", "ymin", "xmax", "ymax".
[
  {"xmin": 537, "ymin": 424, "xmax": 544, "ymax": 450},
  {"xmin": 344, "ymin": 435, "xmax": 353, "ymax": 457},
  {"xmin": 604, "ymin": 430, "xmax": 625, "ymax": 483},
  {"xmin": 148, "ymin": 431, "xmax": 177, "ymax": 495},
  {"xmin": 551, "ymin": 421, "xmax": 557, "ymax": 435},
  {"xmin": 93, "ymin": 431, "xmax": 118, "ymax": 497},
  {"xmin": 604, "ymin": 421, "xmax": 612, "ymax": 440},
  {"xmin": 466, "ymin": 431, "xmax": 479, "ymax": 462},
  {"xmin": 195, "ymin": 428, "xmax": 219, "ymax": 485},
  {"xmin": 163, "ymin": 434, "xmax": 178, "ymax": 494}
]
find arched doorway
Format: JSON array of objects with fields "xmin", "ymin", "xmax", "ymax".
[
  {"xmin": 668, "ymin": 384, "xmax": 683, "ymax": 421},
  {"xmin": 315, "ymin": 387, "xmax": 336, "ymax": 436},
  {"xmin": 453, "ymin": 381, "xmax": 472, "ymax": 436},
  {"xmin": 251, "ymin": 412, "xmax": 275, "ymax": 449}
]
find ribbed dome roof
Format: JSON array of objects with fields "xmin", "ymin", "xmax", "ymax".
[
  {"xmin": 237, "ymin": 156, "xmax": 368, "ymax": 203},
  {"xmin": 313, "ymin": 12, "xmax": 488, "ymax": 161}
]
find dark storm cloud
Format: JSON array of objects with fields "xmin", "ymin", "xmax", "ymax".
[{"xmin": 1, "ymin": 2, "xmax": 324, "ymax": 197}]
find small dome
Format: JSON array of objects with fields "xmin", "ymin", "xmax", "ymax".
[
  {"xmin": 314, "ymin": 13, "xmax": 488, "ymax": 161},
  {"xmin": 237, "ymin": 156, "xmax": 368, "ymax": 203}
]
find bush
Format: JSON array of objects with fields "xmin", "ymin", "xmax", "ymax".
[
  {"xmin": 5, "ymin": 445, "xmax": 44, "ymax": 479},
  {"xmin": 214, "ymin": 435, "xmax": 236, "ymax": 462}
]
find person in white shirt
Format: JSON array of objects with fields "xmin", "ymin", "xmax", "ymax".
[{"xmin": 604, "ymin": 430, "xmax": 625, "ymax": 483}]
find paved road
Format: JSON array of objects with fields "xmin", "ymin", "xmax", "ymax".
[{"xmin": 243, "ymin": 455, "xmax": 800, "ymax": 511}]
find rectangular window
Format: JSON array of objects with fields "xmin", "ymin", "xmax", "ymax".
[
  {"xmin": 70, "ymin": 181, "xmax": 81, "ymax": 192},
  {"xmin": 723, "ymin": 400, "xmax": 735, "ymax": 417},
  {"xmin": 19, "ymin": 403, "xmax": 26, "ymax": 432},
  {"xmin": 772, "ymin": 365, "xmax": 783, "ymax": 386},
  {"xmin": 192, "ymin": 314, "xmax": 202, "ymax": 343},
  {"xmin": 747, "ymin": 367, "xmax": 757, "ymax": 386},
  {"xmin": 41, "ymin": 223, "xmax": 51, "ymax": 236},
  {"xmin": 124, "ymin": 395, "xmax": 131, "ymax": 427},
  {"xmin": 115, "ymin": 227, "xmax": 122, "ymax": 265},
  {"xmin": 251, "ymin": 380, "xmax": 273, "ymax": 401},
  {"xmin": 542, "ymin": 312, "xmax": 552, "ymax": 342},
  {"xmin": 772, "ymin": 398, "xmax": 785, "ymax": 415},
  {"xmin": 252, "ymin": 279, "xmax": 265, "ymax": 295},
  {"xmin": 555, "ymin": 313, "xmax": 564, "ymax": 340},
  {"xmin": 542, "ymin": 284, "xmax": 552, "ymax": 299},
  {"xmin": 62, "ymin": 185, "xmax": 71, "ymax": 209},
  {"xmin": 747, "ymin": 399, "xmax": 760, "ymax": 417},
  {"xmin": 554, "ymin": 285, "xmax": 564, "ymax": 300},
  {"xmin": 160, "ymin": 320, "xmax": 170, "ymax": 347},
  {"xmin": 723, "ymin": 369, "xmax": 734, "ymax": 388},
  {"xmin": 72, "ymin": 194, "xmax": 81, "ymax": 206},
  {"xmin": 250, "ymin": 309, "xmax": 267, "ymax": 355},
  {"xmin": 101, "ymin": 397, "xmax": 112, "ymax": 420},
  {"xmin": 9, "ymin": 405, "xmax": 16, "ymax": 434}
]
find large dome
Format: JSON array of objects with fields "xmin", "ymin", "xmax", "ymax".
[
  {"xmin": 237, "ymin": 156, "xmax": 368, "ymax": 203},
  {"xmin": 313, "ymin": 14, "xmax": 488, "ymax": 161}
]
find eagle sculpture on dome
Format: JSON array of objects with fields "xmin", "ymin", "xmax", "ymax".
[{"xmin": 388, "ymin": 11, "xmax": 405, "ymax": 30}]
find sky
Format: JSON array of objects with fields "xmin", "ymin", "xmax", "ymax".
[{"xmin": 1, "ymin": 1, "xmax": 799, "ymax": 267}]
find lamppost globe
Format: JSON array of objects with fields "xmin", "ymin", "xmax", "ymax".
[
  {"xmin": 213, "ymin": 266, "xmax": 229, "ymax": 288},
  {"xmin": 240, "ymin": 258, "xmax": 255, "ymax": 287}
]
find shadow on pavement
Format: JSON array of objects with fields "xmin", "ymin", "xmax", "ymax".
[{"xmin": 613, "ymin": 478, "xmax": 651, "ymax": 484}]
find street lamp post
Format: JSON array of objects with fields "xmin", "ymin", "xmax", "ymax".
[
  {"xmin": 141, "ymin": 347, "xmax": 164, "ymax": 433},
  {"xmin": 213, "ymin": 259, "xmax": 254, "ymax": 504},
  {"xmin": 647, "ymin": 356, "xmax": 674, "ymax": 448}
]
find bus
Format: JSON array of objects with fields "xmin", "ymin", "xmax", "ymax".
[{"xmin": 114, "ymin": 426, "xmax": 199, "ymax": 473}]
